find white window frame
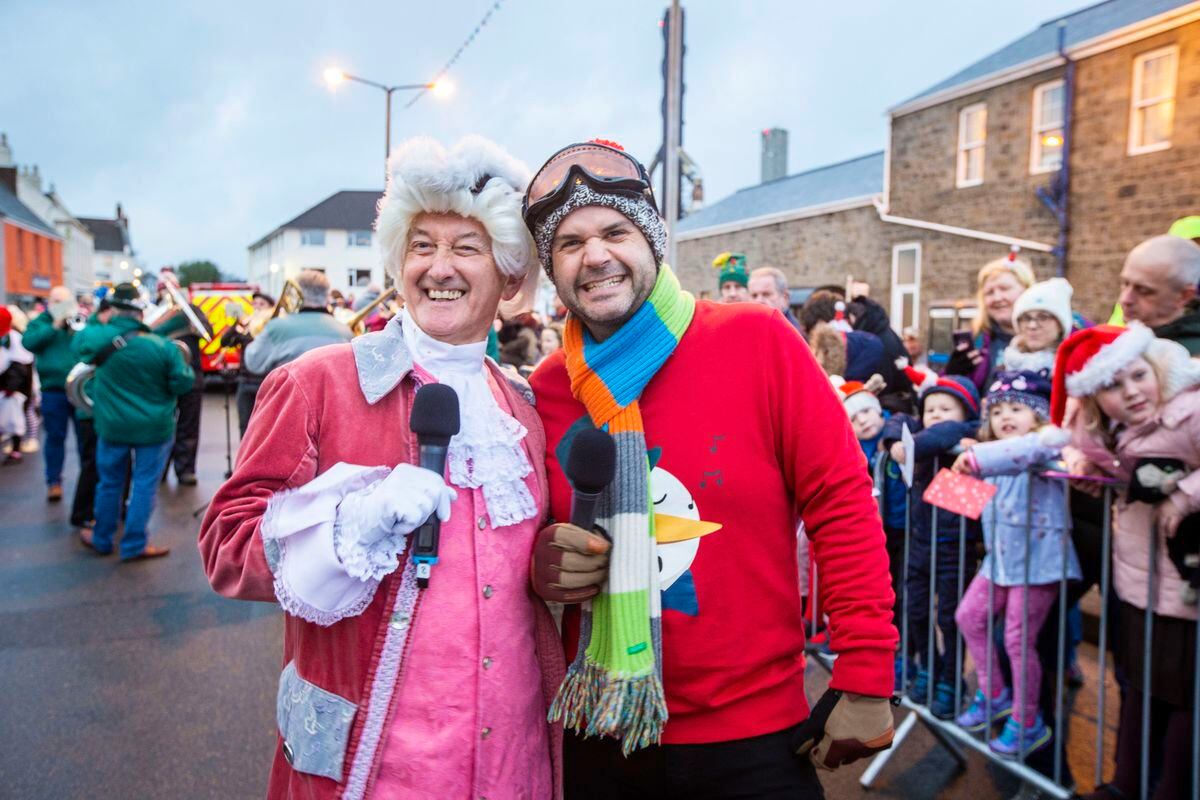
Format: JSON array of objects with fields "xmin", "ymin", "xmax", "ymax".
[
  {"xmin": 890, "ymin": 242, "xmax": 922, "ymax": 333},
  {"xmin": 1128, "ymin": 45, "xmax": 1178, "ymax": 156},
  {"xmin": 1029, "ymin": 79, "xmax": 1065, "ymax": 175},
  {"xmin": 348, "ymin": 267, "xmax": 371, "ymax": 288},
  {"xmin": 300, "ymin": 229, "xmax": 326, "ymax": 247},
  {"xmin": 956, "ymin": 103, "xmax": 987, "ymax": 188},
  {"xmin": 346, "ymin": 230, "xmax": 372, "ymax": 247}
]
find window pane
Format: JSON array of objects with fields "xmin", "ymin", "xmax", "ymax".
[
  {"xmin": 301, "ymin": 230, "xmax": 326, "ymax": 246},
  {"xmin": 1040, "ymin": 84, "xmax": 1064, "ymax": 127},
  {"xmin": 896, "ymin": 249, "xmax": 917, "ymax": 284},
  {"xmin": 965, "ymin": 147, "xmax": 984, "ymax": 182},
  {"xmin": 1139, "ymin": 101, "xmax": 1174, "ymax": 147},
  {"xmin": 1141, "ymin": 53, "xmax": 1172, "ymax": 100},
  {"xmin": 1038, "ymin": 127, "xmax": 1064, "ymax": 170},
  {"xmin": 965, "ymin": 107, "xmax": 986, "ymax": 142},
  {"xmin": 901, "ymin": 293, "xmax": 914, "ymax": 328}
]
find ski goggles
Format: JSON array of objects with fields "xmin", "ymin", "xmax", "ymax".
[{"xmin": 522, "ymin": 141, "xmax": 658, "ymax": 230}]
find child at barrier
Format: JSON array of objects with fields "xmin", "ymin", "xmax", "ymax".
[
  {"xmin": 950, "ymin": 369, "xmax": 1081, "ymax": 756},
  {"xmin": 883, "ymin": 374, "xmax": 981, "ymax": 718},
  {"xmin": 839, "ymin": 380, "xmax": 908, "ymax": 672},
  {"xmin": 1053, "ymin": 323, "xmax": 1200, "ymax": 800}
]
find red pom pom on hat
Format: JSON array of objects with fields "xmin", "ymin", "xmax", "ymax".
[{"xmin": 589, "ymin": 138, "xmax": 625, "ymax": 151}]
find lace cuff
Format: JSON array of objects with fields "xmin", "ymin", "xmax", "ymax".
[
  {"xmin": 261, "ymin": 462, "xmax": 390, "ymax": 626},
  {"xmin": 333, "ymin": 482, "xmax": 412, "ymax": 582}
]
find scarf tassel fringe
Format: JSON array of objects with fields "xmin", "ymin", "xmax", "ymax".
[{"xmin": 548, "ymin": 660, "xmax": 668, "ymax": 755}]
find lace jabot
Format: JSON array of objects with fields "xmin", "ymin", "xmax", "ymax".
[{"xmin": 400, "ymin": 311, "xmax": 537, "ymax": 528}]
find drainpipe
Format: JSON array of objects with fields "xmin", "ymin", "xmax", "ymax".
[{"xmin": 1036, "ymin": 22, "xmax": 1073, "ymax": 278}]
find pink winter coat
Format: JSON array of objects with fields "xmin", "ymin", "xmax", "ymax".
[
  {"xmin": 1070, "ymin": 387, "xmax": 1200, "ymax": 621},
  {"xmin": 198, "ymin": 319, "xmax": 565, "ymax": 799}
]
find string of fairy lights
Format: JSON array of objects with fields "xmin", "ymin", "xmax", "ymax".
[{"xmin": 404, "ymin": 0, "xmax": 507, "ymax": 109}]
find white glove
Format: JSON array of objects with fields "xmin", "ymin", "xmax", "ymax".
[{"xmin": 335, "ymin": 463, "xmax": 457, "ymax": 580}]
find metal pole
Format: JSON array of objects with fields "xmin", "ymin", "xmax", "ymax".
[
  {"xmin": 1192, "ymin": 611, "xmax": 1199, "ymax": 800},
  {"xmin": 929, "ymin": 465, "xmax": 938, "ymax": 709},
  {"xmin": 1020, "ymin": 468, "xmax": 1032, "ymax": 759},
  {"xmin": 1054, "ymin": 479, "xmax": 1069, "ymax": 784},
  {"xmin": 1095, "ymin": 487, "xmax": 1113, "ymax": 789},
  {"xmin": 663, "ymin": 0, "xmax": 683, "ymax": 268},
  {"xmin": 902, "ymin": 487, "xmax": 911, "ymax": 696},
  {"xmin": 1140, "ymin": 521, "xmax": 1157, "ymax": 800},
  {"xmin": 384, "ymin": 88, "xmax": 393, "ymax": 184},
  {"xmin": 986, "ymin": 499, "xmax": 996, "ymax": 737},
  {"xmin": 956, "ymin": 515, "xmax": 966, "ymax": 719}
]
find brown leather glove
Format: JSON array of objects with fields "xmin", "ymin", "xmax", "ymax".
[
  {"xmin": 792, "ymin": 689, "xmax": 895, "ymax": 771},
  {"xmin": 530, "ymin": 523, "xmax": 611, "ymax": 603}
]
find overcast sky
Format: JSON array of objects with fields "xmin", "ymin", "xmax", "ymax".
[{"xmin": 4, "ymin": 0, "xmax": 1085, "ymax": 278}]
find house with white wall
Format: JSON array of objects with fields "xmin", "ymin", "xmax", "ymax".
[{"xmin": 247, "ymin": 190, "xmax": 384, "ymax": 298}]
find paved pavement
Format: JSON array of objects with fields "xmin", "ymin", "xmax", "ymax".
[{"xmin": 1, "ymin": 392, "xmax": 1114, "ymax": 799}]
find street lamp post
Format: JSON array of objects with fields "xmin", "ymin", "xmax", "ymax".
[{"xmin": 324, "ymin": 68, "xmax": 452, "ymax": 182}]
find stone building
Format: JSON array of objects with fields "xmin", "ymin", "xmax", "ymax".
[{"xmin": 678, "ymin": 0, "xmax": 1199, "ymax": 349}]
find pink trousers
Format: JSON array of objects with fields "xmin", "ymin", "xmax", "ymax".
[{"xmin": 954, "ymin": 574, "xmax": 1058, "ymax": 725}]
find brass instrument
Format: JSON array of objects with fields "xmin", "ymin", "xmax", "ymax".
[
  {"xmin": 346, "ymin": 287, "xmax": 399, "ymax": 336},
  {"xmin": 270, "ymin": 279, "xmax": 304, "ymax": 320},
  {"xmin": 66, "ymin": 281, "xmax": 214, "ymax": 410}
]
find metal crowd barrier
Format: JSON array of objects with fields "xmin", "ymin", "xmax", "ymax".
[{"xmin": 802, "ymin": 462, "xmax": 1200, "ymax": 800}]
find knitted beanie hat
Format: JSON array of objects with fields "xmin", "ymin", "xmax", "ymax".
[
  {"xmin": 1013, "ymin": 278, "xmax": 1074, "ymax": 338},
  {"xmin": 528, "ymin": 141, "xmax": 667, "ymax": 276},
  {"xmin": 712, "ymin": 252, "xmax": 749, "ymax": 289},
  {"xmin": 919, "ymin": 374, "xmax": 981, "ymax": 420},
  {"xmin": 1050, "ymin": 322, "xmax": 1200, "ymax": 424},
  {"xmin": 986, "ymin": 369, "xmax": 1052, "ymax": 420},
  {"xmin": 840, "ymin": 380, "xmax": 882, "ymax": 418},
  {"xmin": 109, "ymin": 282, "xmax": 143, "ymax": 311}
]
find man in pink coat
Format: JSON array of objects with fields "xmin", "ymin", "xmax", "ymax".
[{"xmin": 199, "ymin": 136, "xmax": 568, "ymax": 799}]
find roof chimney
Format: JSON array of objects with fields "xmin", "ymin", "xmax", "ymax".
[
  {"xmin": 0, "ymin": 133, "xmax": 11, "ymax": 168},
  {"xmin": 760, "ymin": 127, "xmax": 788, "ymax": 183},
  {"xmin": 116, "ymin": 202, "xmax": 125, "ymax": 221}
]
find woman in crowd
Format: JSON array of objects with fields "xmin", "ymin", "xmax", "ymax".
[{"xmin": 946, "ymin": 254, "xmax": 1035, "ymax": 393}]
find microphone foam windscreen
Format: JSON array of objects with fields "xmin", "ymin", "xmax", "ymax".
[
  {"xmin": 566, "ymin": 427, "xmax": 617, "ymax": 494},
  {"xmin": 410, "ymin": 384, "xmax": 461, "ymax": 446}
]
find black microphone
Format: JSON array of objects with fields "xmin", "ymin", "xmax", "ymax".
[
  {"xmin": 565, "ymin": 427, "xmax": 617, "ymax": 538},
  {"xmin": 409, "ymin": 383, "xmax": 460, "ymax": 588}
]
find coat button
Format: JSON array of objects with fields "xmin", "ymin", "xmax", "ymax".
[
  {"xmin": 482, "ymin": 585, "xmax": 493, "ymax": 599},
  {"xmin": 477, "ymin": 516, "xmax": 486, "ymax": 530},
  {"xmin": 390, "ymin": 612, "xmax": 409, "ymax": 630},
  {"xmin": 483, "ymin": 656, "xmax": 493, "ymax": 669},
  {"xmin": 283, "ymin": 740, "xmax": 294, "ymax": 765},
  {"xmin": 481, "ymin": 727, "xmax": 491, "ymax": 739}
]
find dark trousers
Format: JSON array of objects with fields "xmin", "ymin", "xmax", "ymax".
[
  {"xmin": 171, "ymin": 387, "xmax": 202, "ymax": 476},
  {"xmin": 70, "ymin": 416, "xmax": 98, "ymax": 527},
  {"xmin": 40, "ymin": 388, "xmax": 75, "ymax": 486},
  {"xmin": 563, "ymin": 725, "xmax": 824, "ymax": 800},
  {"xmin": 236, "ymin": 379, "xmax": 260, "ymax": 438},
  {"xmin": 905, "ymin": 528, "xmax": 966, "ymax": 683}
]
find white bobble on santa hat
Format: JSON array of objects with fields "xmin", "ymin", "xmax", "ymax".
[{"xmin": 831, "ymin": 301, "xmax": 853, "ymax": 333}]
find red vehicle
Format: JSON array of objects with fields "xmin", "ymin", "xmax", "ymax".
[{"xmin": 188, "ymin": 282, "xmax": 259, "ymax": 373}]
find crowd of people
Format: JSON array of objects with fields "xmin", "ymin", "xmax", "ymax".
[{"xmin": 5, "ymin": 129, "xmax": 1199, "ymax": 798}]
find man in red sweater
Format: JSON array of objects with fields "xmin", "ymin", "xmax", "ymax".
[{"xmin": 525, "ymin": 140, "xmax": 897, "ymax": 799}]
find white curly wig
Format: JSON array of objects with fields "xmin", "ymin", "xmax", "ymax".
[{"xmin": 375, "ymin": 135, "xmax": 535, "ymax": 282}]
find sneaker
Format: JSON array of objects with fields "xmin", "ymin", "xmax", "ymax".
[
  {"xmin": 989, "ymin": 714, "xmax": 1051, "ymax": 758},
  {"xmin": 911, "ymin": 669, "xmax": 930, "ymax": 702},
  {"xmin": 956, "ymin": 687, "xmax": 1012, "ymax": 732},
  {"xmin": 47, "ymin": 484, "xmax": 63, "ymax": 502},
  {"xmin": 931, "ymin": 680, "xmax": 964, "ymax": 719},
  {"xmin": 20, "ymin": 438, "xmax": 39, "ymax": 454}
]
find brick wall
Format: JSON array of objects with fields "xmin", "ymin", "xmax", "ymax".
[
  {"xmin": 888, "ymin": 67, "xmax": 1066, "ymax": 245},
  {"xmin": 1068, "ymin": 21, "xmax": 1200, "ymax": 318},
  {"xmin": 674, "ymin": 205, "xmax": 894, "ymax": 300}
]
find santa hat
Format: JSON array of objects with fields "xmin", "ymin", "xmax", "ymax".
[
  {"xmin": 897, "ymin": 358, "xmax": 938, "ymax": 393},
  {"xmin": 375, "ymin": 136, "xmax": 535, "ymax": 284},
  {"xmin": 919, "ymin": 375, "xmax": 981, "ymax": 419},
  {"xmin": 0, "ymin": 306, "xmax": 11, "ymax": 338},
  {"xmin": 830, "ymin": 300, "xmax": 853, "ymax": 333},
  {"xmin": 839, "ymin": 381, "xmax": 882, "ymax": 418},
  {"xmin": 1051, "ymin": 322, "xmax": 1200, "ymax": 425},
  {"xmin": 1013, "ymin": 278, "xmax": 1074, "ymax": 338}
]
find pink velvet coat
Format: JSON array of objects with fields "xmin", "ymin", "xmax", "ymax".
[{"xmin": 198, "ymin": 319, "xmax": 564, "ymax": 800}]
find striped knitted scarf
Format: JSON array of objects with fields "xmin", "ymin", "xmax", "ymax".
[{"xmin": 549, "ymin": 265, "xmax": 695, "ymax": 753}]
